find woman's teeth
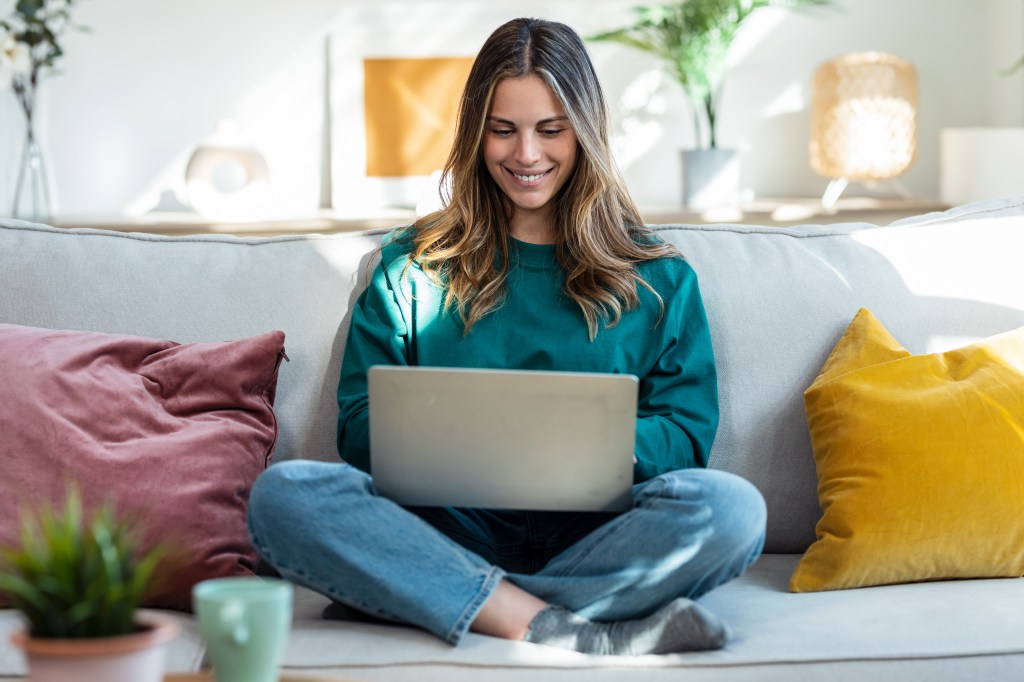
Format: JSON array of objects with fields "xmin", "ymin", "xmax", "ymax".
[{"xmin": 512, "ymin": 171, "xmax": 547, "ymax": 182}]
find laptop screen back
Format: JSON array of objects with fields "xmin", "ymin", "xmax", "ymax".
[{"xmin": 367, "ymin": 365, "xmax": 637, "ymax": 511}]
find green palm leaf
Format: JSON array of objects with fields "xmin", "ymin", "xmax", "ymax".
[{"xmin": 590, "ymin": 0, "xmax": 835, "ymax": 148}]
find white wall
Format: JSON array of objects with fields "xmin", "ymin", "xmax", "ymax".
[{"xmin": 1, "ymin": 0, "xmax": 1021, "ymax": 219}]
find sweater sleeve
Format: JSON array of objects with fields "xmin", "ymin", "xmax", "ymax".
[
  {"xmin": 336, "ymin": 254, "xmax": 411, "ymax": 472},
  {"xmin": 633, "ymin": 263, "xmax": 719, "ymax": 481}
]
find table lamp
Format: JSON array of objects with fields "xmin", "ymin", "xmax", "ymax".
[{"xmin": 809, "ymin": 52, "xmax": 917, "ymax": 209}]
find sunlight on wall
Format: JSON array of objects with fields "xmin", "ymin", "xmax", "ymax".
[
  {"xmin": 726, "ymin": 7, "xmax": 790, "ymax": 67},
  {"xmin": 610, "ymin": 69, "xmax": 667, "ymax": 171},
  {"xmin": 761, "ymin": 82, "xmax": 807, "ymax": 118}
]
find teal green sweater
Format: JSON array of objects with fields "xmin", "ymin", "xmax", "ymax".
[{"xmin": 337, "ymin": 229, "xmax": 719, "ymax": 482}]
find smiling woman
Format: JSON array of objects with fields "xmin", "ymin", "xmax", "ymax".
[
  {"xmin": 246, "ymin": 16, "xmax": 767, "ymax": 659},
  {"xmin": 482, "ymin": 75, "xmax": 579, "ymax": 243}
]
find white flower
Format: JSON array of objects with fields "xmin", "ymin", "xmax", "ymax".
[{"xmin": 1, "ymin": 27, "xmax": 32, "ymax": 90}]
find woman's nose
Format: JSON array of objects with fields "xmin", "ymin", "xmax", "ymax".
[{"xmin": 514, "ymin": 133, "xmax": 541, "ymax": 165}]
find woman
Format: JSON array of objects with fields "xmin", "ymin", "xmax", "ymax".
[{"xmin": 247, "ymin": 17, "xmax": 766, "ymax": 656}]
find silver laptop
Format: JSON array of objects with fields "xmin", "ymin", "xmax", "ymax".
[{"xmin": 368, "ymin": 365, "xmax": 638, "ymax": 512}]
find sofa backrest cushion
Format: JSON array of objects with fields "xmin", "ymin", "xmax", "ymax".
[{"xmin": 3, "ymin": 196, "xmax": 1022, "ymax": 552}]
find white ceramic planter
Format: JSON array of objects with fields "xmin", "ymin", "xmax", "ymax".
[
  {"xmin": 10, "ymin": 614, "xmax": 178, "ymax": 682},
  {"xmin": 681, "ymin": 148, "xmax": 741, "ymax": 209}
]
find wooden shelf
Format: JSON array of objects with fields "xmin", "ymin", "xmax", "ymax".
[
  {"xmin": 49, "ymin": 198, "xmax": 947, "ymax": 237},
  {"xmin": 641, "ymin": 197, "xmax": 948, "ymax": 227},
  {"xmin": 51, "ymin": 209, "xmax": 416, "ymax": 237}
]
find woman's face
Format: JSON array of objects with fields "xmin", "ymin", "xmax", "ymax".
[{"xmin": 482, "ymin": 75, "xmax": 578, "ymax": 241}]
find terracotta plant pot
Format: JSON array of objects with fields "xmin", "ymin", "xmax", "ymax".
[{"xmin": 10, "ymin": 614, "xmax": 179, "ymax": 682}]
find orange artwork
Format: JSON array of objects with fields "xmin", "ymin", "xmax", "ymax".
[{"xmin": 363, "ymin": 57, "xmax": 475, "ymax": 178}]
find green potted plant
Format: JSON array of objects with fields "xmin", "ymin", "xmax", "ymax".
[
  {"xmin": 0, "ymin": 488, "xmax": 177, "ymax": 682},
  {"xmin": 590, "ymin": 0, "xmax": 832, "ymax": 208}
]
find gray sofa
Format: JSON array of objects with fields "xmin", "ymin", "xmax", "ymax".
[{"xmin": 2, "ymin": 196, "xmax": 1024, "ymax": 680}]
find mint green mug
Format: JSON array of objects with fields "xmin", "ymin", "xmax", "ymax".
[{"xmin": 193, "ymin": 577, "xmax": 293, "ymax": 682}]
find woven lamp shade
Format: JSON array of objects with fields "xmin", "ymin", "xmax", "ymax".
[{"xmin": 810, "ymin": 52, "xmax": 918, "ymax": 180}]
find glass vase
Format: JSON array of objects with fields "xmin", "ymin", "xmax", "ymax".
[{"xmin": 11, "ymin": 124, "xmax": 54, "ymax": 223}]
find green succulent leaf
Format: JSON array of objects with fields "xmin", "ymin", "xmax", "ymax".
[{"xmin": 0, "ymin": 486, "xmax": 162, "ymax": 639}]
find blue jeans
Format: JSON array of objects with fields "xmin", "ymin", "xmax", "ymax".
[{"xmin": 246, "ymin": 461, "xmax": 766, "ymax": 645}]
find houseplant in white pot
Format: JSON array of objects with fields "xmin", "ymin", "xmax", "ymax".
[
  {"xmin": 591, "ymin": 0, "xmax": 832, "ymax": 209},
  {"xmin": 0, "ymin": 488, "xmax": 177, "ymax": 682}
]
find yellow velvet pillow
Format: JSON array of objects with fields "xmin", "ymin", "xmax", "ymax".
[{"xmin": 790, "ymin": 308, "xmax": 1024, "ymax": 592}]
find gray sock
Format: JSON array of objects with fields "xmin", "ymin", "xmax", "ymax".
[{"xmin": 523, "ymin": 598, "xmax": 730, "ymax": 656}]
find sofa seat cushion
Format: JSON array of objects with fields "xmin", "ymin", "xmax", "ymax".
[
  {"xmin": 8, "ymin": 556, "xmax": 1024, "ymax": 680},
  {"xmin": 275, "ymin": 555, "xmax": 1024, "ymax": 677}
]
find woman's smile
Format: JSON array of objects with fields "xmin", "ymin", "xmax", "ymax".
[{"xmin": 507, "ymin": 167, "xmax": 553, "ymax": 185}]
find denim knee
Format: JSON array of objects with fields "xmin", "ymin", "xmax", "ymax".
[
  {"xmin": 248, "ymin": 461, "xmax": 310, "ymax": 553},
  {"xmin": 249, "ymin": 460, "xmax": 315, "ymax": 524},
  {"xmin": 698, "ymin": 470, "xmax": 766, "ymax": 566},
  {"xmin": 643, "ymin": 469, "xmax": 767, "ymax": 565},
  {"xmin": 247, "ymin": 460, "xmax": 369, "ymax": 559}
]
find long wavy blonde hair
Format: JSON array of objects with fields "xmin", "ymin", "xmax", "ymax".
[{"xmin": 404, "ymin": 17, "xmax": 678, "ymax": 340}]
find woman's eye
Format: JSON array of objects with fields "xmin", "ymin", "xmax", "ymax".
[
  {"xmin": 491, "ymin": 129, "xmax": 514, "ymax": 137},
  {"xmin": 540, "ymin": 128, "xmax": 566, "ymax": 137}
]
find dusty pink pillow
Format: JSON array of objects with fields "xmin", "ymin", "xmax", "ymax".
[{"xmin": 0, "ymin": 324, "xmax": 286, "ymax": 610}]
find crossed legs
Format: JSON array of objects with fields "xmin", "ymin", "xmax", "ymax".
[{"xmin": 246, "ymin": 461, "xmax": 766, "ymax": 652}]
